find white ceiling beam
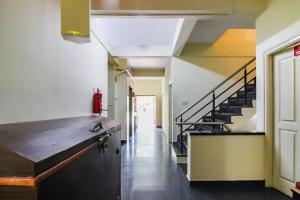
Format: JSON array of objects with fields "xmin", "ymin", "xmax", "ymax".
[{"xmin": 172, "ymin": 18, "xmax": 197, "ymax": 56}]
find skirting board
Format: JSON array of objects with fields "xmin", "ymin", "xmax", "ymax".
[
  {"xmin": 189, "ymin": 180, "xmax": 265, "ymax": 188},
  {"xmin": 121, "ymin": 140, "xmax": 127, "ymax": 145}
]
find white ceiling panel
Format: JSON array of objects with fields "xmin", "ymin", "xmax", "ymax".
[
  {"xmin": 128, "ymin": 57, "xmax": 169, "ymax": 69},
  {"xmin": 91, "ymin": 17, "xmax": 187, "ymax": 57},
  {"xmin": 91, "ymin": 17, "xmax": 180, "ymax": 46}
]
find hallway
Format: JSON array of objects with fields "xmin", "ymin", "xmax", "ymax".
[{"xmin": 121, "ymin": 129, "xmax": 291, "ymax": 200}]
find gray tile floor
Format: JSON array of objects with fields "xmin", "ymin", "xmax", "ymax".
[{"xmin": 121, "ymin": 128, "xmax": 291, "ymax": 200}]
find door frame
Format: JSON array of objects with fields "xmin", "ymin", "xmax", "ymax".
[
  {"xmin": 261, "ymin": 31, "xmax": 300, "ymax": 187},
  {"xmin": 272, "ymin": 48, "xmax": 298, "ymax": 196},
  {"xmin": 128, "ymin": 87, "xmax": 133, "ymax": 138},
  {"xmin": 168, "ymin": 83, "xmax": 173, "ymax": 144}
]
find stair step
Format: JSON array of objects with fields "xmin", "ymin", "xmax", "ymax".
[
  {"xmin": 216, "ymin": 114, "xmax": 231, "ymax": 123},
  {"xmin": 172, "ymin": 142, "xmax": 187, "ymax": 157},
  {"xmin": 227, "ymin": 98, "xmax": 253, "ymax": 107},
  {"xmin": 220, "ymin": 103, "xmax": 243, "ymax": 109},
  {"xmin": 195, "ymin": 129, "xmax": 229, "ymax": 133},
  {"xmin": 229, "ymin": 101, "xmax": 253, "ymax": 107},
  {"xmin": 237, "ymin": 90, "xmax": 256, "ymax": 95},
  {"xmin": 218, "ymin": 106, "xmax": 242, "ymax": 114},
  {"xmin": 203, "ymin": 116, "xmax": 232, "ymax": 124},
  {"xmin": 215, "ymin": 111, "xmax": 242, "ymax": 116},
  {"xmin": 237, "ymin": 91, "xmax": 256, "ymax": 99},
  {"xmin": 228, "ymin": 96, "xmax": 254, "ymax": 102},
  {"xmin": 246, "ymin": 83, "xmax": 256, "ymax": 89},
  {"xmin": 195, "ymin": 124, "xmax": 223, "ymax": 131},
  {"xmin": 177, "ymin": 133, "xmax": 187, "ymax": 142}
]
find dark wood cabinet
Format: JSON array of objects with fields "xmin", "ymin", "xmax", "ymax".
[
  {"xmin": 292, "ymin": 188, "xmax": 300, "ymax": 200},
  {"xmin": 0, "ymin": 117, "xmax": 121, "ymax": 200}
]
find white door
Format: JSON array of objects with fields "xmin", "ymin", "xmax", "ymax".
[{"xmin": 273, "ymin": 49, "xmax": 300, "ymax": 196}]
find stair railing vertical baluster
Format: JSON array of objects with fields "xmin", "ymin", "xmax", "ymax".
[
  {"xmin": 180, "ymin": 116, "xmax": 183, "ymax": 153},
  {"xmin": 244, "ymin": 67, "xmax": 248, "ymax": 106},
  {"xmin": 212, "ymin": 91, "xmax": 216, "ymax": 130}
]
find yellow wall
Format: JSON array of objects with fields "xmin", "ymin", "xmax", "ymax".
[
  {"xmin": 132, "ymin": 69, "xmax": 165, "ymax": 77},
  {"xmin": 180, "ymin": 29, "xmax": 256, "ymax": 78},
  {"xmin": 135, "ymin": 80, "xmax": 163, "ymax": 127},
  {"xmin": 256, "ymin": 0, "xmax": 300, "ymax": 187},
  {"xmin": 188, "ymin": 135, "xmax": 265, "ymax": 181},
  {"xmin": 256, "ymin": 0, "xmax": 300, "ymax": 44},
  {"xmin": 182, "ymin": 29, "xmax": 256, "ymax": 57}
]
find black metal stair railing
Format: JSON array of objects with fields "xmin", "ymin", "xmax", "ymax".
[{"xmin": 175, "ymin": 58, "xmax": 256, "ymax": 153}]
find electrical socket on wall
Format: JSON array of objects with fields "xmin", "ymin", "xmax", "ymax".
[{"xmin": 182, "ymin": 99, "xmax": 188, "ymax": 106}]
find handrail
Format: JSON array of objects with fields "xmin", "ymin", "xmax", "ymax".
[
  {"xmin": 175, "ymin": 122, "xmax": 231, "ymax": 134},
  {"xmin": 175, "ymin": 57, "xmax": 256, "ymax": 121},
  {"xmin": 182, "ymin": 68, "xmax": 256, "ymax": 123},
  {"xmin": 179, "ymin": 76, "xmax": 256, "ymax": 135},
  {"xmin": 176, "ymin": 122, "xmax": 225, "ymax": 125}
]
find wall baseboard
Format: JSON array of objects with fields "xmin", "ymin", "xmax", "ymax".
[
  {"xmin": 121, "ymin": 140, "xmax": 127, "ymax": 145},
  {"xmin": 189, "ymin": 180, "xmax": 265, "ymax": 188}
]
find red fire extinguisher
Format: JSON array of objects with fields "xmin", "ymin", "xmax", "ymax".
[{"xmin": 93, "ymin": 88, "xmax": 102, "ymax": 116}]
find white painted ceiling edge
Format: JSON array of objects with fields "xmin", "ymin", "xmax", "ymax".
[
  {"xmin": 127, "ymin": 57, "xmax": 170, "ymax": 69},
  {"xmin": 90, "ymin": 17, "xmax": 189, "ymax": 57}
]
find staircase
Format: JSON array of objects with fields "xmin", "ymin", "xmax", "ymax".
[{"xmin": 175, "ymin": 58, "xmax": 256, "ymax": 154}]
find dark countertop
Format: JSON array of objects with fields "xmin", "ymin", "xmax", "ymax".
[
  {"xmin": 188, "ymin": 131, "xmax": 265, "ymax": 136},
  {"xmin": 0, "ymin": 116, "xmax": 121, "ymax": 176}
]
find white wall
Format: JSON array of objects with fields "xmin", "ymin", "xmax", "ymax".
[{"xmin": 0, "ymin": 0, "xmax": 108, "ymax": 124}]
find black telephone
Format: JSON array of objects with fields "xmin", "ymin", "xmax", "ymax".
[{"xmin": 89, "ymin": 121, "xmax": 103, "ymax": 133}]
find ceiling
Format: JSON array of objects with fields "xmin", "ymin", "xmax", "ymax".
[
  {"xmin": 90, "ymin": 0, "xmax": 266, "ymax": 70},
  {"xmin": 92, "ymin": 18, "xmax": 179, "ymax": 46},
  {"xmin": 91, "ymin": 17, "xmax": 255, "ymax": 69},
  {"xmin": 127, "ymin": 57, "xmax": 169, "ymax": 69},
  {"xmin": 91, "ymin": 17, "xmax": 186, "ymax": 57}
]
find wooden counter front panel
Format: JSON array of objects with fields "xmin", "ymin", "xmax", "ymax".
[
  {"xmin": 37, "ymin": 130, "xmax": 121, "ymax": 200},
  {"xmin": 0, "ymin": 147, "xmax": 34, "ymax": 178},
  {"xmin": 0, "ymin": 186, "xmax": 37, "ymax": 200}
]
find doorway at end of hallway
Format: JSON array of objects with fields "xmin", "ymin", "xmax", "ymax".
[{"xmin": 135, "ymin": 96, "xmax": 156, "ymax": 132}]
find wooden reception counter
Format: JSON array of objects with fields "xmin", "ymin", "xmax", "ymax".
[{"xmin": 0, "ymin": 117, "xmax": 121, "ymax": 200}]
